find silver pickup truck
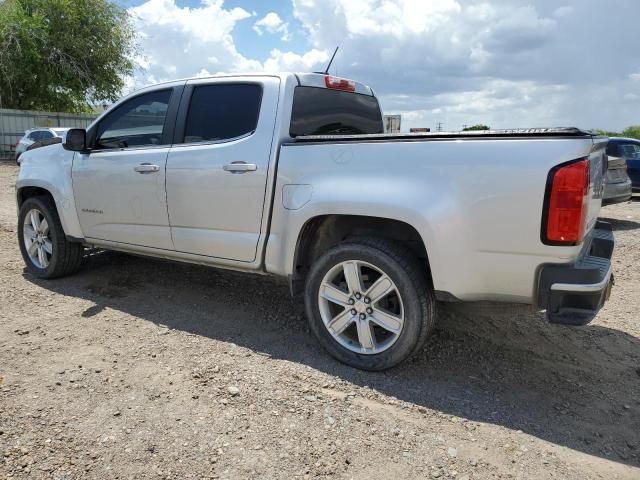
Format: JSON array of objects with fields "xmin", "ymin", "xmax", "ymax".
[{"xmin": 16, "ymin": 72, "xmax": 615, "ymax": 370}]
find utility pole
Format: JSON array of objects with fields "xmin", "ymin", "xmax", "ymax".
[{"xmin": 436, "ymin": 122, "xmax": 443, "ymax": 132}]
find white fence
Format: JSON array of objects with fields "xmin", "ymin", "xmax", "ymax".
[{"xmin": 0, "ymin": 108, "xmax": 97, "ymax": 159}]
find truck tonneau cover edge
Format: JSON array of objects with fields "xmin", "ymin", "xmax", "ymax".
[{"xmin": 290, "ymin": 127, "xmax": 601, "ymax": 144}]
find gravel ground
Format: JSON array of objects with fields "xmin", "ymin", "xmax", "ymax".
[{"xmin": 1, "ymin": 159, "xmax": 639, "ymax": 480}]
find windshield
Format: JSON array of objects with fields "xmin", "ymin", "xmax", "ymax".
[{"xmin": 290, "ymin": 86, "xmax": 383, "ymax": 137}]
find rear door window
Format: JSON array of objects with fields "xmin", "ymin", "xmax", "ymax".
[
  {"xmin": 290, "ymin": 86, "xmax": 383, "ymax": 137},
  {"xmin": 182, "ymin": 84, "xmax": 262, "ymax": 143}
]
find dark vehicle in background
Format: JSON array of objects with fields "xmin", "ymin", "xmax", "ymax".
[
  {"xmin": 606, "ymin": 137, "xmax": 640, "ymax": 192},
  {"xmin": 602, "ymin": 155, "xmax": 632, "ymax": 205}
]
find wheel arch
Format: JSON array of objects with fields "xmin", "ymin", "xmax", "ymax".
[
  {"xmin": 290, "ymin": 214, "xmax": 433, "ymax": 296},
  {"xmin": 16, "ymin": 181, "xmax": 83, "ymax": 241},
  {"xmin": 16, "ymin": 185, "xmax": 55, "ymax": 208}
]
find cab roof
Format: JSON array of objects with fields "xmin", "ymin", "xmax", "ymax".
[
  {"xmin": 608, "ymin": 137, "xmax": 640, "ymax": 144},
  {"xmin": 137, "ymin": 72, "xmax": 375, "ymax": 97}
]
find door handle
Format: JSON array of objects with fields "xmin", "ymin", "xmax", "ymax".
[
  {"xmin": 223, "ymin": 162, "xmax": 257, "ymax": 173},
  {"xmin": 134, "ymin": 163, "xmax": 160, "ymax": 174}
]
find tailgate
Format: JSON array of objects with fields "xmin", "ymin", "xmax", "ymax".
[
  {"xmin": 584, "ymin": 137, "xmax": 608, "ymax": 236},
  {"xmin": 605, "ymin": 156, "xmax": 628, "ymax": 183}
]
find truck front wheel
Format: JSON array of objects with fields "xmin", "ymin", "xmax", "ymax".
[
  {"xmin": 304, "ymin": 238, "xmax": 437, "ymax": 370},
  {"xmin": 18, "ymin": 196, "xmax": 84, "ymax": 279}
]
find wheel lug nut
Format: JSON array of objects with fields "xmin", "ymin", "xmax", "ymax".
[
  {"xmin": 348, "ymin": 298, "xmax": 355, "ymax": 305},
  {"xmin": 350, "ymin": 309, "xmax": 357, "ymax": 316},
  {"xmin": 364, "ymin": 297, "xmax": 371, "ymax": 304},
  {"xmin": 355, "ymin": 293, "xmax": 362, "ymax": 300},
  {"xmin": 366, "ymin": 307, "xmax": 373, "ymax": 315},
  {"xmin": 359, "ymin": 313, "xmax": 367, "ymax": 320}
]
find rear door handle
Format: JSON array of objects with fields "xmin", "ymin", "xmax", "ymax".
[
  {"xmin": 134, "ymin": 163, "xmax": 160, "ymax": 174},
  {"xmin": 223, "ymin": 162, "xmax": 257, "ymax": 173}
]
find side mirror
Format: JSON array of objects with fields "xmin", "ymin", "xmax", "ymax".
[{"xmin": 63, "ymin": 128, "xmax": 87, "ymax": 152}]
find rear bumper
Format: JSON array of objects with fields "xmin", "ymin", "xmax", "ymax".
[
  {"xmin": 603, "ymin": 178, "xmax": 632, "ymax": 205},
  {"xmin": 537, "ymin": 221, "xmax": 615, "ymax": 326}
]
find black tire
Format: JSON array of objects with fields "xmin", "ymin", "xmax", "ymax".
[
  {"xmin": 17, "ymin": 195, "xmax": 84, "ymax": 279},
  {"xmin": 15, "ymin": 153, "xmax": 21, "ymax": 165},
  {"xmin": 304, "ymin": 238, "xmax": 437, "ymax": 370}
]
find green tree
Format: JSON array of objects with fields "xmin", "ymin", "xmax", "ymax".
[
  {"xmin": 0, "ymin": 0, "xmax": 137, "ymax": 112},
  {"xmin": 594, "ymin": 129, "xmax": 621, "ymax": 137},
  {"xmin": 621, "ymin": 125, "xmax": 640, "ymax": 139},
  {"xmin": 593, "ymin": 127, "xmax": 640, "ymax": 139},
  {"xmin": 463, "ymin": 124, "xmax": 490, "ymax": 131}
]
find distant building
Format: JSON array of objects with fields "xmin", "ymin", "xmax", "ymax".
[
  {"xmin": 383, "ymin": 115, "xmax": 401, "ymax": 133},
  {"xmin": 410, "ymin": 127, "xmax": 431, "ymax": 133}
]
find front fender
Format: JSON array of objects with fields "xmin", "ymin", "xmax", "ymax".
[{"xmin": 16, "ymin": 144, "xmax": 84, "ymax": 239}]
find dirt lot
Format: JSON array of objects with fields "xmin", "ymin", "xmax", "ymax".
[{"xmin": 1, "ymin": 160, "xmax": 639, "ymax": 480}]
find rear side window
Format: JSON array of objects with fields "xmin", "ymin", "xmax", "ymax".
[
  {"xmin": 620, "ymin": 143, "xmax": 640, "ymax": 157},
  {"xmin": 290, "ymin": 86, "xmax": 383, "ymax": 137},
  {"xmin": 606, "ymin": 142, "xmax": 619, "ymax": 156},
  {"xmin": 182, "ymin": 84, "xmax": 262, "ymax": 143}
]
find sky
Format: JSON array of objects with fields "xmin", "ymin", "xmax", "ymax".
[{"xmin": 117, "ymin": 0, "xmax": 640, "ymax": 132}]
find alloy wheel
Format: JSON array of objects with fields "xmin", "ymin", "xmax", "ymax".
[
  {"xmin": 23, "ymin": 209, "xmax": 53, "ymax": 269},
  {"xmin": 318, "ymin": 260, "xmax": 405, "ymax": 355}
]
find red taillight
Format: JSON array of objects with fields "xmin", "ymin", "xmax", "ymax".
[
  {"xmin": 324, "ymin": 75, "xmax": 356, "ymax": 92},
  {"xmin": 543, "ymin": 158, "xmax": 590, "ymax": 245}
]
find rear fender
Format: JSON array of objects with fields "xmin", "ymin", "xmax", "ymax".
[{"xmin": 265, "ymin": 175, "xmax": 453, "ymax": 293}]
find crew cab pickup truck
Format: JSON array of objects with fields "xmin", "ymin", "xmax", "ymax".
[{"xmin": 16, "ymin": 73, "xmax": 615, "ymax": 370}]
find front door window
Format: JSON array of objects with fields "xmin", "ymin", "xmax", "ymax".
[{"xmin": 95, "ymin": 90, "xmax": 172, "ymax": 149}]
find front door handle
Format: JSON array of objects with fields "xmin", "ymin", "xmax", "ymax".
[
  {"xmin": 134, "ymin": 163, "xmax": 160, "ymax": 174},
  {"xmin": 223, "ymin": 162, "xmax": 257, "ymax": 173}
]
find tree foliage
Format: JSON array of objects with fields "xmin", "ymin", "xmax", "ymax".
[
  {"xmin": 594, "ymin": 129, "xmax": 620, "ymax": 137},
  {"xmin": 463, "ymin": 124, "xmax": 490, "ymax": 131},
  {"xmin": 0, "ymin": 0, "xmax": 137, "ymax": 112},
  {"xmin": 594, "ymin": 126, "xmax": 640, "ymax": 139},
  {"xmin": 621, "ymin": 125, "xmax": 640, "ymax": 139}
]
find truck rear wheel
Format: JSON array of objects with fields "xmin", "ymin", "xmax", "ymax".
[
  {"xmin": 18, "ymin": 196, "xmax": 84, "ymax": 279},
  {"xmin": 304, "ymin": 238, "xmax": 436, "ymax": 370}
]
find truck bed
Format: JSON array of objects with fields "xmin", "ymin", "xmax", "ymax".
[{"xmin": 271, "ymin": 131, "xmax": 608, "ymax": 304}]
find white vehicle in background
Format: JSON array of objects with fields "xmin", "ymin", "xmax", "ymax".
[{"xmin": 15, "ymin": 128, "xmax": 69, "ymax": 164}]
